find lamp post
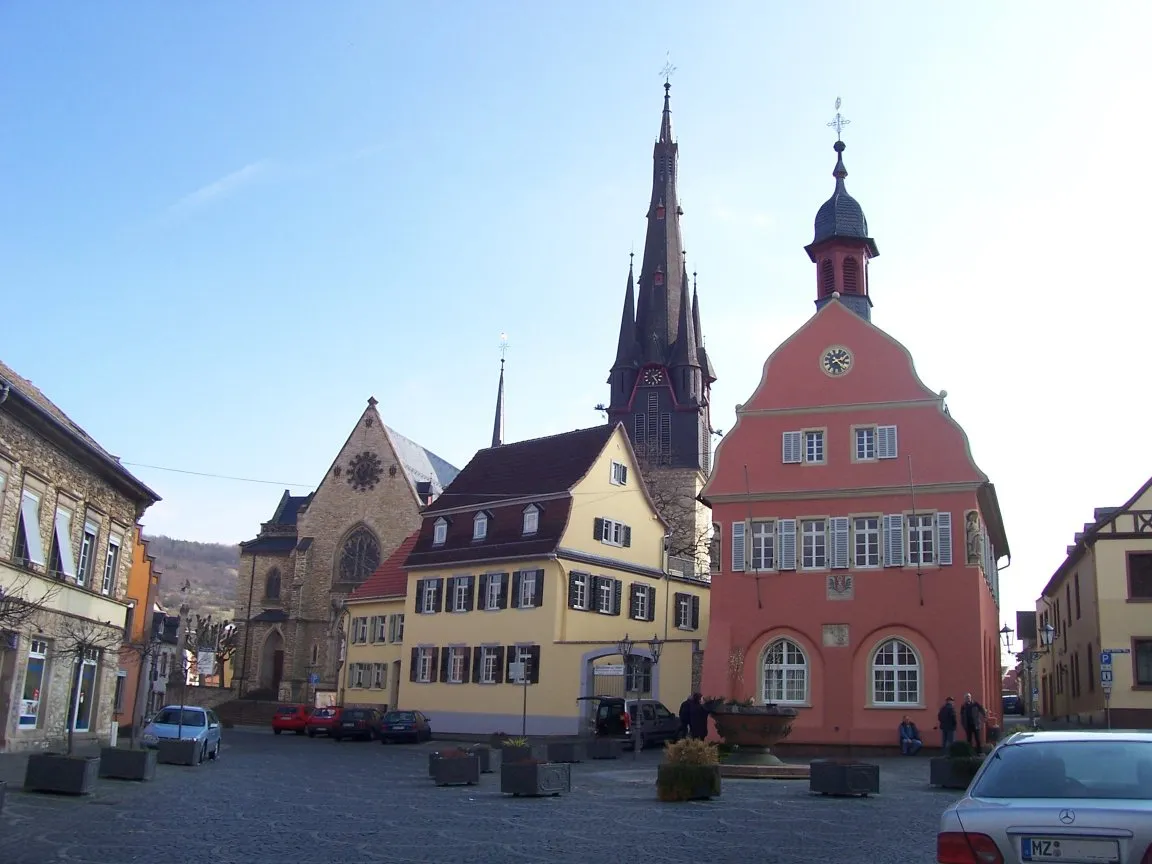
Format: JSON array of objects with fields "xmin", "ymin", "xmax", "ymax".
[
  {"xmin": 617, "ymin": 632, "xmax": 663, "ymax": 761},
  {"xmin": 1001, "ymin": 622, "xmax": 1055, "ymax": 730}
]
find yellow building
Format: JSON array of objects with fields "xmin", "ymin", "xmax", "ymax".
[
  {"xmin": 340, "ymin": 531, "xmax": 416, "ymax": 711},
  {"xmin": 386, "ymin": 422, "xmax": 710, "ymax": 736},
  {"xmin": 1036, "ymin": 476, "xmax": 1152, "ymax": 729}
]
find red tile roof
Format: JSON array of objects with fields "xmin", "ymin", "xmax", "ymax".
[{"xmin": 349, "ymin": 531, "xmax": 419, "ymax": 601}]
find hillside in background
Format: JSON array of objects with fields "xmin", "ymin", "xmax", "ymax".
[{"xmin": 144, "ymin": 535, "xmax": 240, "ymax": 622}]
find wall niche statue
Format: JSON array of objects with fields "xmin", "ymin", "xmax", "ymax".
[{"xmin": 965, "ymin": 511, "xmax": 983, "ymax": 566}]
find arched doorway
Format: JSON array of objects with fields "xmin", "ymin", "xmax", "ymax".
[
  {"xmin": 578, "ymin": 646, "xmax": 658, "ymax": 735},
  {"xmin": 260, "ymin": 631, "xmax": 284, "ymax": 694}
]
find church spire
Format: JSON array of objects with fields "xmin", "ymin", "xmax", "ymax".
[
  {"xmin": 611, "ymin": 254, "xmax": 639, "ymax": 372},
  {"xmin": 491, "ymin": 335, "xmax": 507, "ymax": 448}
]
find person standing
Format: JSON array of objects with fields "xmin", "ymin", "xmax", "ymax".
[
  {"xmin": 678, "ymin": 694, "xmax": 694, "ymax": 739},
  {"xmin": 688, "ymin": 693, "xmax": 709, "ymax": 740},
  {"xmin": 960, "ymin": 693, "xmax": 987, "ymax": 753},
  {"xmin": 937, "ymin": 696, "xmax": 958, "ymax": 750}
]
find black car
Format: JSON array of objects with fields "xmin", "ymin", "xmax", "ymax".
[
  {"xmin": 377, "ymin": 710, "xmax": 432, "ymax": 744},
  {"xmin": 1001, "ymin": 692, "xmax": 1022, "ymax": 715},
  {"xmin": 580, "ymin": 696, "xmax": 680, "ymax": 750},
  {"xmin": 332, "ymin": 708, "xmax": 381, "ymax": 741}
]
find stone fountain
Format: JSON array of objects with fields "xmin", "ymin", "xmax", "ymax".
[{"xmin": 706, "ymin": 700, "xmax": 809, "ymax": 779}]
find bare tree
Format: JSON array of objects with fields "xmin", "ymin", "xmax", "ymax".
[
  {"xmin": 192, "ymin": 614, "xmax": 238, "ymax": 687},
  {"xmin": 52, "ymin": 617, "xmax": 124, "ymax": 755},
  {"xmin": 0, "ymin": 575, "xmax": 60, "ymax": 633},
  {"xmin": 119, "ymin": 617, "xmax": 165, "ymax": 749},
  {"xmin": 632, "ymin": 443, "xmax": 715, "ymax": 578}
]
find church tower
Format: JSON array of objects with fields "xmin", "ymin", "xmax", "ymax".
[{"xmin": 606, "ymin": 82, "xmax": 716, "ymax": 578}]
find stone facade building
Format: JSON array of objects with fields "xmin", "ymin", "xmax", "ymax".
[
  {"xmin": 0, "ymin": 359, "xmax": 160, "ymax": 752},
  {"xmin": 233, "ymin": 397, "xmax": 457, "ymax": 702}
]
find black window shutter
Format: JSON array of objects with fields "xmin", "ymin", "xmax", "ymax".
[
  {"xmin": 648, "ymin": 586, "xmax": 658, "ymax": 622},
  {"xmin": 471, "ymin": 647, "xmax": 483, "ymax": 682},
  {"xmin": 594, "ymin": 517, "xmax": 604, "ymax": 541},
  {"xmin": 433, "ymin": 579, "xmax": 444, "ymax": 613},
  {"xmin": 628, "ymin": 583, "xmax": 639, "ymax": 620},
  {"xmin": 621, "ymin": 465, "xmax": 628, "ymax": 484},
  {"xmin": 612, "ymin": 579, "xmax": 623, "ymax": 616},
  {"xmin": 623, "ymin": 525, "xmax": 632, "ymax": 547},
  {"xmin": 494, "ymin": 646, "xmax": 506, "ymax": 684},
  {"xmin": 691, "ymin": 595, "xmax": 700, "ymax": 630},
  {"xmin": 528, "ymin": 645, "xmax": 541, "ymax": 684},
  {"xmin": 409, "ymin": 647, "xmax": 419, "ymax": 682},
  {"xmin": 461, "ymin": 647, "xmax": 473, "ymax": 683},
  {"xmin": 498, "ymin": 572, "xmax": 510, "ymax": 608},
  {"xmin": 429, "ymin": 647, "xmax": 441, "ymax": 682},
  {"xmin": 505, "ymin": 645, "xmax": 518, "ymax": 682},
  {"xmin": 438, "ymin": 647, "xmax": 450, "ymax": 682},
  {"xmin": 415, "ymin": 579, "xmax": 426, "ymax": 612},
  {"xmin": 478, "ymin": 574, "xmax": 489, "ymax": 607},
  {"xmin": 464, "ymin": 576, "xmax": 475, "ymax": 611},
  {"xmin": 510, "ymin": 571, "xmax": 522, "ymax": 608},
  {"xmin": 534, "ymin": 569, "xmax": 545, "ymax": 606},
  {"xmin": 567, "ymin": 572, "xmax": 579, "ymax": 608}
]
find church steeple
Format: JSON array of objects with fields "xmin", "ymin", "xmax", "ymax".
[
  {"xmin": 804, "ymin": 108, "xmax": 879, "ymax": 322},
  {"xmin": 491, "ymin": 336, "xmax": 507, "ymax": 448}
]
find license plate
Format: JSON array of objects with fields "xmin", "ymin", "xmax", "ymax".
[
  {"xmin": 342, "ymin": 722, "xmax": 355, "ymax": 728},
  {"xmin": 392, "ymin": 725, "xmax": 407, "ymax": 730},
  {"xmin": 1021, "ymin": 837, "xmax": 1119, "ymax": 863}
]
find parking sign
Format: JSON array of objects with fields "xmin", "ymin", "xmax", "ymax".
[
  {"xmin": 1100, "ymin": 651, "xmax": 1112, "ymax": 666},
  {"xmin": 1101, "ymin": 669, "xmax": 1114, "ymax": 684}
]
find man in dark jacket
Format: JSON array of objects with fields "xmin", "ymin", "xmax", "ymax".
[
  {"xmin": 960, "ymin": 693, "xmax": 987, "ymax": 753},
  {"xmin": 688, "ymin": 693, "xmax": 709, "ymax": 740},
  {"xmin": 678, "ymin": 695, "xmax": 694, "ymax": 739},
  {"xmin": 937, "ymin": 696, "xmax": 958, "ymax": 750}
]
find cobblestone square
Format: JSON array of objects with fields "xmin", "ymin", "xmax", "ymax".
[{"xmin": 0, "ymin": 729, "xmax": 959, "ymax": 863}]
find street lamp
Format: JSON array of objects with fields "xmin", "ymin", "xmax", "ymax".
[
  {"xmin": 1039, "ymin": 622, "xmax": 1055, "ymax": 648},
  {"xmin": 1001, "ymin": 620, "xmax": 1054, "ymax": 731},
  {"xmin": 616, "ymin": 633, "xmax": 664, "ymax": 761}
]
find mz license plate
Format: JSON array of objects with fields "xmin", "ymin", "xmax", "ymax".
[
  {"xmin": 392, "ymin": 725, "xmax": 408, "ymax": 730},
  {"xmin": 1021, "ymin": 837, "xmax": 1119, "ymax": 863}
]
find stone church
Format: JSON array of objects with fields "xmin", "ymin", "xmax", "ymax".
[{"xmin": 232, "ymin": 397, "xmax": 458, "ymax": 700}]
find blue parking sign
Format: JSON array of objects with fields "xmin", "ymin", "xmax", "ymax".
[{"xmin": 1100, "ymin": 651, "xmax": 1112, "ymax": 666}]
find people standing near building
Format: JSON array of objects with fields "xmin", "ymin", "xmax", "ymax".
[
  {"xmin": 937, "ymin": 696, "xmax": 958, "ymax": 750},
  {"xmin": 678, "ymin": 694, "xmax": 694, "ymax": 739},
  {"xmin": 898, "ymin": 715, "xmax": 922, "ymax": 755},
  {"xmin": 688, "ymin": 693, "xmax": 709, "ymax": 740},
  {"xmin": 960, "ymin": 692, "xmax": 987, "ymax": 753}
]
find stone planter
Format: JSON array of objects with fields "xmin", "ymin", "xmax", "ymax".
[
  {"xmin": 467, "ymin": 745, "xmax": 493, "ymax": 773},
  {"xmin": 810, "ymin": 759, "xmax": 880, "ymax": 797},
  {"xmin": 709, "ymin": 704, "xmax": 798, "ymax": 769},
  {"xmin": 501, "ymin": 744, "xmax": 534, "ymax": 764},
  {"xmin": 24, "ymin": 753, "xmax": 100, "ymax": 796},
  {"xmin": 656, "ymin": 764, "xmax": 722, "ymax": 801},
  {"xmin": 587, "ymin": 738, "xmax": 621, "ymax": 760},
  {"xmin": 500, "ymin": 761, "xmax": 571, "ymax": 797},
  {"xmin": 432, "ymin": 754, "xmax": 481, "ymax": 786},
  {"xmin": 99, "ymin": 747, "xmax": 158, "ymax": 781},
  {"xmin": 545, "ymin": 741, "xmax": 583, "ymax": 763},
  {"xmin": 930, "ymin": 756, "xmax": 983, "ymax": 789},
  {"xmin": 157, "ymin": 738, "xmax": 203, "ymax": 766}
]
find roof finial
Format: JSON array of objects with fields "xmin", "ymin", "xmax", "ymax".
[
  {"xmin": 660, "ymin": 52, "xmax": 677, "ymax": 86},
  {"xmin": 498, "ymin": 331, "xmax": 509, "ymax": 366},
  {"xmin": 827, "ymin": 96, "xmax": 850, "ymax": 142}
]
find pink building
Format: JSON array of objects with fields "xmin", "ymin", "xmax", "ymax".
[{"xmin": 699, "ymin": 138, "xmax": 1009, "ymax": 752}]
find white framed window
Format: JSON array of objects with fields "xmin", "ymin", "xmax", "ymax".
[
  {"xmin": 801, "ymin": 519, "xmax": 827, "ymax": 570},
  {"xmin": 373, "ymin": 615, "xmax": 387, "ymax": 642},
  {"xmin": 763, "ymin": 638, "xmax": 808, "ymax": 705},
  {"xmin": 349, "ymin": 663, "xmax": 366, "ymax": 688},
  {"xmin": 509, "ymin": 645, "xmax": 536, "ymax": 683},
  {"xmin": 479, "ymin": 647, "xmax": 500, "ymax": 684},
  {"xmin": 855, "ymin": 427, "xmax": 876, "ymax": 461},
  {"xmin": 415, "ymin": 648, "xmax": 434, "ymax": 683},
  {"xmin": 388, "ymin": 613, "xmax": 405, "ymax": 643},
  {"xmin": 518, "ymin": 571, "xmax": 537, "ymax": 608},
  {"xmin": 473, "ymin": 512, "xmax": 488, "ymax": 540},
  {"xmin": 609, "ymin": 461, "xmax": 628, "ymax": 485},
  {"xmin": 630, "ymin": 584, "xmax": 652, "ymax": 621},
  {"xmin": 373, "ymin": 663, "xmax": 386, "ymax": 689},
  {"xmin": 421, "ymin": 580, "xmax": 438, "ymax": 614},
  {"xmin": 568, "ymin": 572, "xmax": 589, "ymax": 609},
  {"xmin": 871, "ymin": 638, "xmax": 921, "ymax": 706},
  {"xmin": 485, "ymin": 573, "xmax": 503, "ymax": 610},
  {"xmin": 447, "ymin": 648, "xmax": 467, "ymax": 683},
  {"xmin": 804, "ymin": 431, "xmax": 825, "ymax": 464},
  {"xmin": 352, "ymin": 617, "xmax": 369, "ymax": 643},
  {"xmin": 876, "ymin": 425, "xmax": 898, "ymax": 460},
  {"xmin": 596, "ymin": 577, "xmax": 615, "ymax": 614},
  {"xmin": 77, "ymin": 519, "xmax": 99, "ymax": 588},
  {"xmin": 598, "ymin": 518, "xmax": 630, "ymax": 547},
  {"xmin": 101, "ymin": 532, "xmax": 122, "ymax": 595},
  {"xmin": 452, "ymin": 576, "xmax": 471, "ymax": 612},
  {"xmin": 50, "ymin": 506, "xmax": 78, "ymax": 579},
  {"xmin": 853, "ymin": 517, "xmax": 881, "ymax": 567},
  {"xmin": 907, "ymin": 514, "xmax": 935, "ymax": 566},
  {"xmin": 522, "ymin": 505, "xmax": 539, "ymax": 535},
  {"xmin": 750, "ymin": 520, "xmax": 774, "ymax": 571},
  {"xmin": 433, "ymin": 518, "xmax": 448, "ymax": 546},
  {"xmin": 15, "ymin": 490, "xmax": 46, "ymax": 568},
  {"xmin": 675, "ymin": 592, "xmax": 700, "ymax": 630},
  {"xmin": 19, "ymin": 639, "xmax": 48, "ymax": 727}
]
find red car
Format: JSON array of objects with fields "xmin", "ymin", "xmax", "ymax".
[
  {"xmin": 271, "ymin": 704, "xmax": 310, "ymax": 735},
  {"xmin": 306, "ymin": 706, "xmax": 342, "ymax": 737}
]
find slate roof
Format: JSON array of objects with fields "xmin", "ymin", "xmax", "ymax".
[
  {"xmin": 270, "ymin": 490, "xmax": 312, "ymax": 526},
  {"xmin": 239, "ymin": 535, "xmax": 297, "ymax": 555},
  {"xmin": 406, "ymin": 499, "xmax": 573, "ymax": 569},
  {"xmin": 810, "ymin": 142, "xmax": 876, "ymax": 255},
  {"xmin": 349, "ymin": 531, "xmax": 419, "ymax": 601},
  {"xmin": 386, "ymin": 425, "xmax": 459, "ymax": 496},
  {"xmin": 250, "ymin": 609, "xmax": 288, "ymax": 623}
]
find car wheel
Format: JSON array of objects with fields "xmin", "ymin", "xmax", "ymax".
[
  {"xmin": 273, "ymin": 728, "xmax": 282, "ymax": 735},
  {"xmin": 210, "ymin": 741, "xmax": 220, "ymax": 761},
  {"xmin": 197, "ymin": 743, "xmax": 205, "ymax": 764}
]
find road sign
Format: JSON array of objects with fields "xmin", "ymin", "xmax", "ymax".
[
  {"xmin": 1106, "ymin": 648, "xmax": 1131, "ymax": 654},
  {"xmin": 1032, "ymin": 688, "xmax": 1039, "ymax": 697},
  {"xmin": 1103, "ymin": 684, "xmax": 1112, "ymax": 696},
  {"xmin": 509, "ymin": 661, "xmax": 527, "ymax": 684},
  {"xmin": 1101, "ymin": 669, "xmax": 1114, "ymax": 684},
  {"xmin": 308, "ymin": 673, "xmax": 320, "ymax": 684},
  {"xmin": 1101, "ymin": 652, "xmax": 1112, "ymax": 666}
]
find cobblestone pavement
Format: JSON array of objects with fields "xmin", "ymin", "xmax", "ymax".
[{"xmin": 0, "ymin": 728, "xmax": 960, "ymax": 864}]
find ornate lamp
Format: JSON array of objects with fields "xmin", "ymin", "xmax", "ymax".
[
  {"xmin": 1040, "ymin": 622, "xmax": 1055, "ymax": 648},
  {"xmin": 617, "ymin": 633, "xmax": 634, "ymax": 660},
  {"xmin": 999, "ymin": 624, "xmax": 1014, "ymax": 651},
  {"xmin": 648, "ymin": 633, "xmax": 663, "ymax": 665}
]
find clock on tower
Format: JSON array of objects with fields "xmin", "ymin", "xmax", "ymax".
[{"xmin": 642, "ymin": 367, "xmax": 665, "ymax": 386}]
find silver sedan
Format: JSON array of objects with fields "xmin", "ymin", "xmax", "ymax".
[{"xmin": 937, "ymin": 729, "xmax": 1152, "ymax": 864}]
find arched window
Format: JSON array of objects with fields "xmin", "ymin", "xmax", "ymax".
[
  {"xmin": 763, "ymin": 638, "xmax": 808, "ymax": 704},
  {"xmin": 264, "ymin": 567, "xmax": 281, "ymax": 600},
  {"xmin": 871, "ymin": 638, "xmax": 921, "ymax": 706},
  {"xmin": 337, "ymin": 527, "xmax": 380, "ymax": 584},
  {"xmin": 843, "ymin": 257, "xmax": 859, "ymax": 293},
  {"xmin": 821, "ymin": 259, "xmax": 835, "ymax": 296}
]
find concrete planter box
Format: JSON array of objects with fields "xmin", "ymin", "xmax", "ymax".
[
  {"xmin": 810, "ymin": 760, "xmax": 880, "ymax": 797},
  {"xmin": 656, "ymin": 764, "xmax": 722, "ymax": 801},
  {"xmin": 588, "ymin": 738, "xmax": 621, "ymax": 760},
  {"xmin": 24, "ymin": 753, "xmax": 100, "ymax": 796},
  {"xmin": 500, "ymin": 761, "xmax": 571, "ymax": 797},
  {"xmin": 99, "ymin": 747, "xmax": 158, "ymax": 781},
  {"xmin": 467, "ymin": 745, "xmax": 493, "ymax": 773},
  {"xmin": 158, "ymin": 739, "xmax": 202, "ymax": 766},
  {"xmin": 432, "ymin": 755, "xmax": 481, "ymax": 787},
  {"xmin": 545, "ymin": 742, "xmax": 583, "ymax": 763},
  {"xmin": 501, "ymin": 744, "xmax": 534, "ymax": 764},
  {"xmin": 930, "ymin": 757, "xmax": 981, "ymax": 790}
]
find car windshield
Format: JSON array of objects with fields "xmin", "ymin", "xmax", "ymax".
[
  {"xmin": 153, "ymin": 709, "xmax": 206, "ymax": 727},
  {"xmin": 313, "ymin": 708, "xmax": 335, "ymax": 717},
  {"xmin": 973, "ymin": 740, "xmax": 1152, "ymax": 800},
  {"xmin": 384, "ymin": 712, "xmax": 415, "ymax": 722},
  {"xmin": 344, "ymin": 710, "xmax": 369, "ymax": 719},
  {"xmin": 276, "ymin": 706, "xmax": 298, "ymax": 714}
]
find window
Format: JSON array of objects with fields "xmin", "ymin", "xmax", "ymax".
[
  {"xmin": 352, "ymin": 617, "xmax": 369, "ymax": 643},
  {"xmin": 479, "ymin": 647, "xmax": 501, "ymax": 684},
  {"xmin": 907, "ymin": 514, "xmax": 935, "ymax": 566},
  {"xmin": 518, "ymin": 570, "xmax": 538, "ymax": 608},
  {"xmin": 971, "ymin": 739, "xmax": 1152, "ymax": 799},
  {"xmin": 750, "ymin": 521, "xmax": 774, "ymax": 571},
  {"xmin": 373, "ymin": 663, "xmax": 386, "ymax": 689},
  {"xmin": 388, "ymin": 613, "xmax": 405, "ymax": 643},
  {"xmin": 595, "ymin": 576, "xmax": 621, "ymax": 615},
  {"xmin": 625, "ymin": 656, "xmax": 653, "ymax": 694},
  {"xmin": 20, "ymin": 640, "xmax": 46, "ymax": 728},
  {"xmin": 101, "ymin": 532, "xmax": 122, "ymax": 595},
  {"xmin": 508, "ymin": 645, "xmax": 540, "ymax": 684},
  {"xmin": 433, "ymin": 518, "xmax": 448, "ymax": 546},
  {"xmin": 842, "ymin": 257, "xmax": 859, "ymax": 293},
  {"xmin": 76, "ymin": 519, "xmax": 99, "ymax": 588},
  {"xmin": 596, "ymin": 518, "xmax": 631, "ymax": 548},
  {"xmin": 1135, "ymin": 640, "xmax": 1152, "ymax": 687},
  {"xmin": 72, "ymin": 648, "xmax": 99, "ymax": 732},
  {"xmin": 1128, "ymin": 553, "xmax": 1152, "ymax": 600},
  {"xmin": 264, "ymin": 568, "xmax": 281, "ymax": 600},
  {"xmin": 114, "ymin": 670, "xmax": 128, "ymax": 713},
  {"xmin": 419, "ymin": 579, "xmax": 441, "ymax": 614},
  {"xmin": 568, "ymin": 572, "xmax": 589, "ymax": 610},
  {"xmin": 855, "ymin": 427, "xmax": 875, "ymax": 461},
  {"xmin": 522, "ymin": 506, "xmax": 539, "ymax": 536},
  {"xmin": 872, "ymin": 638, "xmax": 921, "ymax": 706},
  {"xmin": 414, "ymin": 648, "xmax": 434, "ymax": 683},
  {"xmin": 801, "ymin": 519, "xmax": 827, "ymax": 569},
  {"xmin": 629, "ymin": 583, "xmax": 654, "ymax": 621},
  {"xmin": 485, "ymin": 573, "xmax": 503, "ymax": 610},
  {"xmin": 338, "ymin": 527, "xmax": 380, "ymax": 583},
  {"xmin": 763, "ymin": 639, "xmax": 808, "ymax": 705},
  {"xmin": 610, "ymin": 461, "xmax": 628, "ymax": 486},
  {"xmin": 348, "ymin": 663, "xmax": 366, "ymax": 688},
  {"xmin": 447, "ymin": 648, "xmax": 468, "ymax": 684},
  {"xmin": 1075, "ymin": 573, "xmax": 1081, "ymax": 619},
  {"xmin": 804, "ymin": 431, "xmax": 825, "ymax": 464},
  {"xmin": 473, "ymin": 512, "xmax": 488, "ymax": 540},
  {"xmin": 373, "ymin": 615, "xmax": 387, "ymax": 643},
  {"xmin": 14, "ymin": 490, "xmax": 46, "ymax": 568},
  {"xmin": 48, "ymin": 506, "xmax": 77, "ymax": 580},
  {"xmin": 452, "ymin": 576, "xmax": 473, "ymax": 612},
  {"xmin": 675, "ymin": 592, "xmax": 700, "ymax": 630},
  {"xmin": 853, "ymin": 517, "xmax": 881, "ymax": 567}
]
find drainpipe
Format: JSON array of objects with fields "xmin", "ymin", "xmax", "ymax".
[{"xmin": 239, "ymin": 554, "xmax": 256, "ymax": 695}]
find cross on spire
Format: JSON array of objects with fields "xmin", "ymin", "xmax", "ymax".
[
  {"xmin": 827, "ymin": 96, "xmax": 850, "ymax": 141},
  {"xmin": 498, "ymin": 331, "xmax": 509, "ymax": 364},
  {"xmin": 660, "ymin": 52, "xmax": 677, "ymax": 85}
]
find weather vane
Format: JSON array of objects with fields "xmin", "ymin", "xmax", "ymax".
[
  {"xmin": 498, "ymin": 332, "xmax": 509, "ymax": 362},
  {"xmin": 660, "ymin": 52, "xmax": 677, "ymax": 85},
  {"xmin": 827, "ymin": 96, "xmax": 850, "ymax": 141}
]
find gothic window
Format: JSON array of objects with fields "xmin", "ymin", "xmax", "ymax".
[
  {"xmin": 654, "ymin": 272, "xmax": 664, "ymax": 287},
  {"xmin": 821, "ymin": 259, "xmax": 835, "ymax": 296},
  {"xmin": 843, "ymin": 257, "xmax": 859, "ymax": 294},
  {"xmin": 264, "ymin": 568, "xmax": 281, "ymax": 600},
  {"xmin": 337, "ymin": 526, "xmax": 380, "ymax": 584}
]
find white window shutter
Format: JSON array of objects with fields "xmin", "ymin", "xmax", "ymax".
[
  {"xmin": 883, "ymin": 514, "xmax": 904, "ymax": 567},
  {"xmin": 782, "ymin": 431, "xmax": 802, "ymax": 464},
  {"xmin": 936, "ymin": 512, "xmax": 953, "ymax": 565},
  {"xmin": 877, "ymin": 425, "xmax": 898, "ymax": 460},
  {"xmin": 731, "ymin": 522, "xmax": 746, "ymax": 572},
  {"xmin": 830, "ymin": 517, "xmax": 850, "ymax": 569},
  {"xmin": 777, "ymin": 519, "xmax": 797, "ymax": 570}
]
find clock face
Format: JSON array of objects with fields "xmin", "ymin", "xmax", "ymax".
[
  {"xmin": 821, "ymin": 346, "xmax": 853, "ymax": 377},
  {"xmin": 642, "ymin": 368, "xmax": 664, "ymax": 386},
  {"xmin": 346, "ymin": 451, "xmax": 383, "ymax": 492}
]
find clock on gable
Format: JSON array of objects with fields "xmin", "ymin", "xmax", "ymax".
[
  {"xmin": 821, "ymin": 345, "xmax": 853, "ymax": 377},
  {"xmin": 346, "ymin": 451, "xmax": 383, "ymax": 492},
  {"xmin": 642, "ymin": 367, "xmax": 665, "ymax": 386}
]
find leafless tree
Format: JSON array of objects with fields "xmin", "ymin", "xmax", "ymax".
[
  {"xmin": 193, "ymin": 613, "xmax": 238, "ymax": 687},
  {"xmin": 632, "ymin": 443, "xmax": 715, "ymax": 578},
  {"xmin": 119, "ymin": 617, "xmax": 165, "ymax": 749},
  {"xmin": 0, "ymin": 575, "xmax": 60, "ymax": 633},
  {"xmin": 52, "ymin": 616, "xmax": 124, "ymax": 755}
]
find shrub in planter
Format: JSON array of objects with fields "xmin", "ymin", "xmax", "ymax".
[
  {"xmin": 24, "ymin": 753, "xmax": 100, "ymax": 796},
  {"xmin": 431, "ymin": 748, "xmax": 481, "ymax": 786},
  {"xmin": 656, "ymin": 738, "xmax": 722, "ymax": 802},
  {"xmin": 501, "ymin": 737, "xmax": 533, "ymax": 764},
  {"xmin": 500, "ymin": 758, "xmax": 571, "ymax": 797},
  {"xmin": 99, "ymin": 746, "xmax": 158, "ymax": 782},
  {"xmin": 929, "ymin": 741, "xmax": 984, "ymax": 789}
]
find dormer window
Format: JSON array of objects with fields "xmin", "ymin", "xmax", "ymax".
[
  {"xmin": 433, "ymin": 518, "xmax": 448, "ymax": 546},
  {"xmin": 522, "ymin": 505, "xmax": 540, "ymax": 536},
  {"xmin": 473, "ymin": 512, "xmax": 488, "ymax": 541}
]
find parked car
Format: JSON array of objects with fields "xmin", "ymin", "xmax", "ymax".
[
  {"xmin": 937, "ymin": 730, "xmax": 1152, "ymax": 864},
  {"xmin": 1001, "ymin": 691, "xmax": 1022, "ymax": 716},
  {"xmin": 580, "ymin": 696, "xmax": 680, "ymax": 750},
  {"xmin": 271, "ymin": 704, "xmax": 310, "ymax": 735},
  {"xmin": 306, "ymin": 706, "xmax": 342, "ymax": 737},
  {"xmin": 332, "ymin": 708, "xmax": 381, "ymax": 742},
  {"xmin": 377, "ymin": 710, "xmax": 432, "ymax": 743},
  {"xmin": 140, "ymin": 705, "xmax": 223, "ymax": 761}
]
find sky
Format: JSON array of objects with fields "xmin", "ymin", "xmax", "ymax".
[{"xmin": 2, "ymin": 1, "xmax": 1150, "ymax": 660}]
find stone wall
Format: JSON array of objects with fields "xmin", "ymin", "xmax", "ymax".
[{"xmin": 163, "ymin": 684, "xmax": 233, "ymax": 710}]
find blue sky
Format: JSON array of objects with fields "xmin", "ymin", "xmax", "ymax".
[{"xmin": 2, "ymin": 1, "xmax": 1150, "ymax": 648}]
